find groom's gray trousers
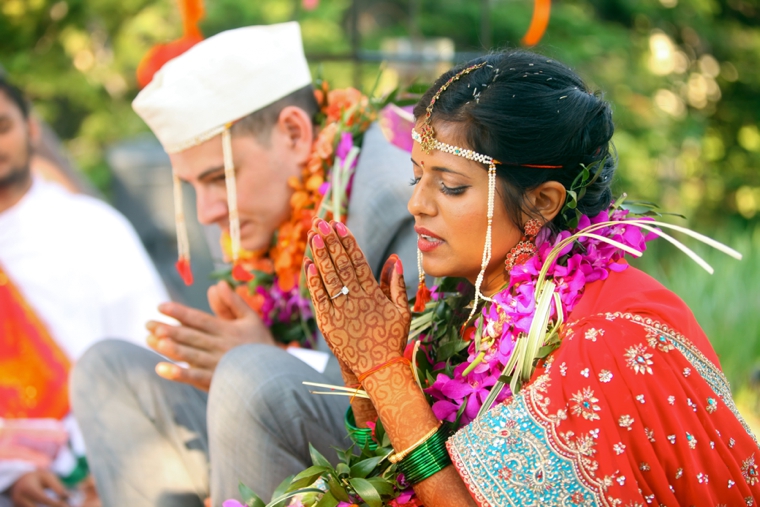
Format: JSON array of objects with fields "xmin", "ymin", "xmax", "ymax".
[{"xmin": 70, "ymin": 340, "xmax": 348, "ymax": 507}]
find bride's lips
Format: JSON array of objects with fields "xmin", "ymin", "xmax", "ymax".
[{"xmin": 415, "ymin": 226, "xmax": 444, "ymax": 253}]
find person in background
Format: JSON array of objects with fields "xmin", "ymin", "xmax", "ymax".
[
  {"xmin": 70, "ymin": 22, "xmax": 418, "ymax": 507},
  {"xmin": 0, "ymin": 76, "xmax": 169, "ymax": 507}
]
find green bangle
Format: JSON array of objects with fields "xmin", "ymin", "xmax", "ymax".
[
  {"xmin": 396, "ymin": 424, "xmax": 453, "ymax": 485},
  {"xmin": 345, "ymin": 406, "xmax": 378, "ymax": 450}
]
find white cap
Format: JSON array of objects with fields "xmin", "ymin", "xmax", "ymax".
[{"xmin": 133, "ymin": 22, "xmax": 312, "ymax": 154}]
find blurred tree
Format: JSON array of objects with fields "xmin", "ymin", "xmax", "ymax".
[
  {"xmin": 2, "ymin": 0, "xmax": 759, "ymax": 395},
  {"xmin": 0, "ymin": 0, "xmax": 182, "ymax": 189},
  {"xmin": 1, "ymin": 0, "xmax": 758, "ymax": 222}
]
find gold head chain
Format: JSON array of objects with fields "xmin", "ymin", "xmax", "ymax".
[{"xmin": 411, "ymin": 61, "xmax": 501, "ymax": 320}]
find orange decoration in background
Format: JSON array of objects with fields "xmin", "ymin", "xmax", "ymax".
[
  {"xmin": 0, "ymin": 266, "xmax": 71, "ymax": 420},
  {"xmin": 522, "ymin": 0, "xmax": 552, "ymax": 46},
  {"xmin": 136, "ymin": 0, "xmax": 206, "ymax": 88},
  {"xmin": 179, "ymin": 0, "xmax": 204, "ymax": 39}
]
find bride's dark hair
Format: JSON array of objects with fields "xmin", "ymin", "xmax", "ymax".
[{"xmin": 413, "ymin": 49, "xmax": 616, "ymax": 231}]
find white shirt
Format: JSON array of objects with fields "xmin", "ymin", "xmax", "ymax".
[
  {"xmin": 0, "ymin": 178, "xmax": 168, "ymax": 358},
  {"xmin": 0, "ymin": 178, "xmax": 169, "ymax": 493}
]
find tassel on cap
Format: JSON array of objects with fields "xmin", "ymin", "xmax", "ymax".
[
  {"xmin": 173, "ymin": 173, "xmax": 193, "ymax": 285},
  {"xmin": 175, "ymin": 257, "xmax": 193, "ymax": 285},
  {"xmin": 413, "ymin": 248, "xmax": 431, "ymax": 312},
  {"xmin": 171, "ymin": 125, "xmax": 238, "ymax": 286},
  {"xmin": 222, "ymin": 126, "xmax": 241, "ymax": 263}
]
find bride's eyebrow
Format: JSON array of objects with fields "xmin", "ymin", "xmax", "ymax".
[
  {"xmin": 432, "ymin": 166, "xmax": 470, "ymax": 179},
  {"xmin": 410, "ymin": 157, "xmax": 470, "ymax": 179}
]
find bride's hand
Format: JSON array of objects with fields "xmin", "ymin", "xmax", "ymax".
[{"xmin": 304, "ymin": 219, "xmax": 411, "ymax": 376}]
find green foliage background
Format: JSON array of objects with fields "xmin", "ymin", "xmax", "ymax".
[{"xmin": 2, "ymin": 0, "xmax": 759, "ymax": 393}]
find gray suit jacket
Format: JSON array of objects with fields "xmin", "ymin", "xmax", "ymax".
[{"xmin": 346, "ymin": 122, "xmax": 417, "ymax": 293}]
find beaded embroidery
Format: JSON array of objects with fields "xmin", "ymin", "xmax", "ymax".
[
  {"xmin": 448, "ymin": 376, "xmax": 607, "ymax": 506},
  {"xmin": 603, "ymin": 311, "xmax": 758, "ymax": 445}
]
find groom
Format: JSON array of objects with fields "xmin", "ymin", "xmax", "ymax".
[{"xmin": 70, "ymin": 22, "xmax": 417, "ymax": 507}]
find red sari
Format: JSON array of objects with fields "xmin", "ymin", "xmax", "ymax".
[{"xmin": 448, "ymin": 266, "xmax": 760, "ymax": 506}]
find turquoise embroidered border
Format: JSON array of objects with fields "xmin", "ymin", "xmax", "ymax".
[{"xmin": 447, "ymin": 385, "xmax": 605, "ymax": 507}]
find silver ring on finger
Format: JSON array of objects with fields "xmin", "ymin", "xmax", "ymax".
[{"xmin": 330, "ymin": 286, "xmax": 350, "ymax": 299}]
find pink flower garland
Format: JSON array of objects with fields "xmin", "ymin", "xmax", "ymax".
[{"xmin": 425, "ymin": 208, "xmax": 656, "ymax": 426}]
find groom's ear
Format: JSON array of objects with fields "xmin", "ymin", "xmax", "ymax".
[
  {"xmin": 275, "ymin": 105, "xmax": 314, "ymax": 164},
  {"xmin": 526, "ymin": 181, "xmax": 566, "ymax": 222}
]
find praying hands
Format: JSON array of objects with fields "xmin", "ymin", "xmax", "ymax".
[
  {"xmin": 146, "ymin": 280, "xmax": 275, "ymax": 391},
  {"xmin": 303, "ymin": 218, "xmax": 410, "ymax": 377}
]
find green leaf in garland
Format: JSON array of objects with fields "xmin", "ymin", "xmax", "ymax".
[
  {"xmin": 238, "ymin": 482, "xmax": 266, "ymax": 507},
  {"xmin": 326, "ymin": 474, "xmax": 350, "ymax": 502},
  {"xmin": 291, "ymin": 465, "xmax": 329, "ymax": 483},
  {"xmin": 286, "ymin": 474, "xmax": 323, "ymax": 493},
  {"xmin": 537, "ymin": 344, "xmax": 558, "ymax": 358},
  {"xmin": 365, "ymin": 477, "xmax": 395, "ymax": 497},
  {"xmin": 336, "ymin": 448, "xmax": 350, "ymax": 464},
  {"xmin": 336, "ymin": 463, "xmax": 350, "ymax": 477},
  {"xmin": 270, "ymin": 475, "xmax": 293, "ymax": 505},
  {"xmin": 247, "ymin": 269, "xmax": 275, "ymax": 292},
  {"xmin": 454, "ymin": 396, "xmax": 469, "ymax": 427},
  {"xmin": 349, "ymin": 477, "xmax": 382, "ymax": 507},
  {"xmin": 309, "ymin": 444, "xmax": 332, "ymax": 468},
  {"xmin": 424, "ymin": 370, "xmax": 437, "ymax": 390},
  {"xmin": 314, "ymin": 490, "xmax": 339, "ymax": 507},
  {"xmin": 349, "ymin": 455, "xmax": 384, "ymax": 478},
  {"xmin": 437, "ymin": 338, "xmax": 470, "ymax": 362},
  {"xmin": 267, "ymin": 488, "xmax": 325, "ymax": 507},
  {"xmin": 209, "ymin": 268, "xmax": 236, "ymax": 285},
  {"xmin": 565, "ymin": 192, "xmax": 578, "ymax": 209},
  {"xmin": 374, "ymin": 418, "xmax": 390, "ymax": 449}
]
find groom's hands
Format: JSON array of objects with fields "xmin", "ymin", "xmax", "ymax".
[{"xmin": 146, "ymin": 280, "xmax": 275, "ymax": 391}]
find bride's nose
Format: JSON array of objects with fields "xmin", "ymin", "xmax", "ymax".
[{"xmin": 407, "ymin": 178, "xmax": 436, "ymax": 218}]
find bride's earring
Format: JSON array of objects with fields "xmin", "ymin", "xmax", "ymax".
[{"xmin": 504, "ymin": 218, "xmax": 543, "ymax": 273}]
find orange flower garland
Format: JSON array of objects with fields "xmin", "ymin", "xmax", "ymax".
[{"xmin": 218, "ymin": 82, "xmax": 377, "ymax": 345}]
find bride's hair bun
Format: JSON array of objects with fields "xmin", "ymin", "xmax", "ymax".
[{"xmin": 414, "ymin": 49, "xmax": 616, "ymax": 230}]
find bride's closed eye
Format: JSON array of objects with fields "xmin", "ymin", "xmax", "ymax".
[
  {"xmin": 409, "ymin": 173, "xmax": 469, "ymax": 195},
  {"xmin": 440, "ymin": 181, "xmax": 469, "ymax": 196}
]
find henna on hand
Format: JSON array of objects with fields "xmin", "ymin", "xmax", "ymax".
[
  {"xmin": 363, "ymin": 363, "xmax": 477, "ymax": 507},
  {"xmin": 304, "ymin": 219, "xmax": 474, "ymax": 505},
  {"xmin": 336, "ymin": 356, "xmax": 378, "ymax": 428},
  {"xmin": 304, "ymin": 219, "xmax": 411, "ymax": 376}
]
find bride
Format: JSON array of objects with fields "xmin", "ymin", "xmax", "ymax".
[{"xmin": 303, "ymin": 50, "xmax": 759, "ymax": 506}]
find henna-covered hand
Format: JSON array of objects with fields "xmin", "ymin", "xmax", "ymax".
[{"xmin": 304, "ymin": 219, "xmax": 411, "ymax": 377}]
